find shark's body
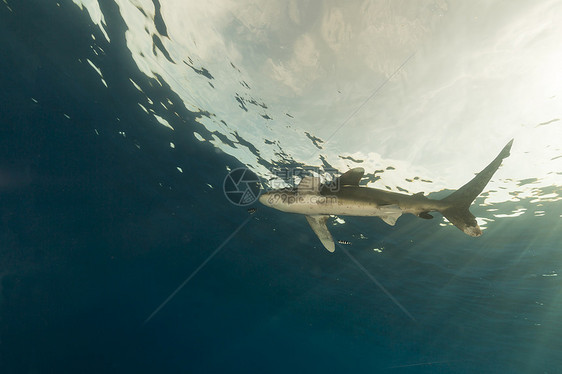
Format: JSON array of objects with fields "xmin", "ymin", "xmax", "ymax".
[{"xmin": 259, "ymin": 140, "xmax": 513, "ymax": 252}]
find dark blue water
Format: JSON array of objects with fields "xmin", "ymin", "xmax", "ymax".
[{"xmin": 1, "ymin": 1, "xmax": 561, "ymax": 373}]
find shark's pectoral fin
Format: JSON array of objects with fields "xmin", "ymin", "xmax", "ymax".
[
  {"xmin": 379, "ymin": 205, "xmax": 402, "ymax": 226},
  {"xmin": 305, "ymin": 215, "xmax": 335, "ymax": 252}
]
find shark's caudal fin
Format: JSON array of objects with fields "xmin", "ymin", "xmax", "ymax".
[{"xmin": 439, "ymin": 139, "xmax": 513, "ymax": 237}]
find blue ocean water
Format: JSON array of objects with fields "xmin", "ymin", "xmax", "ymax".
[{"xmin": 1, "ymin": 1, "xmax": 561, "ymax": 373}]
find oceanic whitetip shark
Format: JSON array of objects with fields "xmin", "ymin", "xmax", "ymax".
[{"xmin": 259, "ymin": 140, "xmax": 513, "ymax": 252}]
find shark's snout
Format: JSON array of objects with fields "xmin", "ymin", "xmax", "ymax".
[{"xmin": 258, "ymin": 192, "xmax": 270, "ymax": 206}]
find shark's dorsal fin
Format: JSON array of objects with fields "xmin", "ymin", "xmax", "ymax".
[
  {"xmin": 298, "ymin": 176, "xmax": 322, "ymax": 193},
  {"xmin": 305, "ymin": 215, "xmax": 335, "ymax": 252},
  {"xmin": 337, "ymin": 167, "xmax": 365, "ymax": 186}
]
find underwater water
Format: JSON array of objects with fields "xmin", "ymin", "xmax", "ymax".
[{"xmin": 1, "ymin": 0, "xmax": 562, "ymax": 373}]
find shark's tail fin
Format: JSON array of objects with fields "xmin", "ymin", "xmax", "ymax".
[{"xmin": 439, "ymin": 139, "xmax": 513, "ymax": 237}]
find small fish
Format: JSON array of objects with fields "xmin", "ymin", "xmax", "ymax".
[
  {"xmin": 337, "ymin": 240, "xmax": 352, "ymax": 245},
  {"xmin": 247, "ymin": 207, "xmax": 257, "ymax": 214}
]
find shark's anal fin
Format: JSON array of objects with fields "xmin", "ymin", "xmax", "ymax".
[
  {"xmin": 418, "ymin": 212, "xmax": 433, "ymax": 219},
  {"xmin": 305, "ymin": 215, "xmax": 335, "ymax": 252}
]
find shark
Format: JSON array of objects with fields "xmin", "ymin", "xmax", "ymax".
[{"xmin": 259, "ymin": 140, "xmax": 513, "ymax": 252}]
